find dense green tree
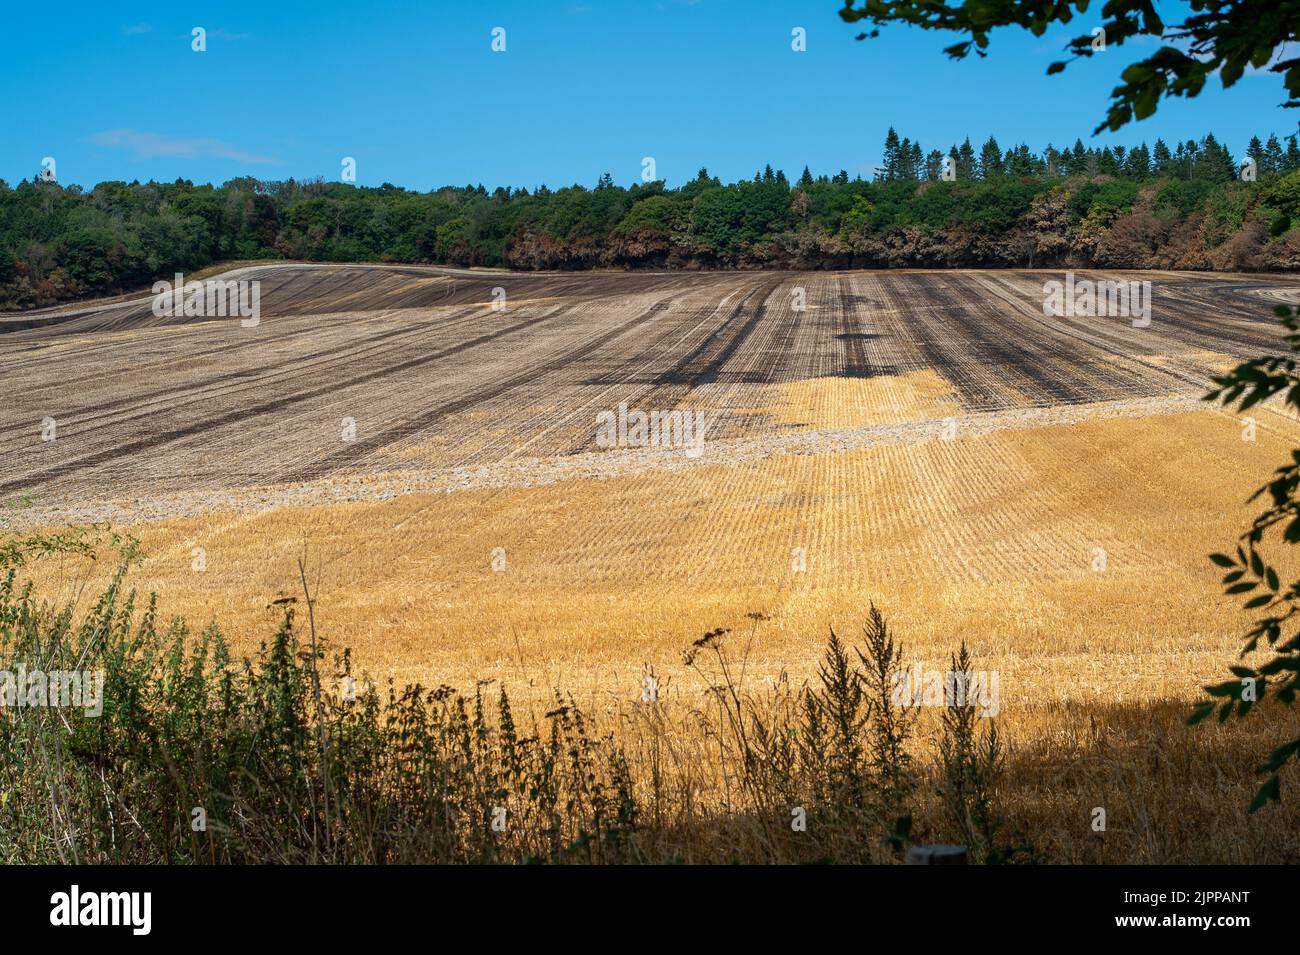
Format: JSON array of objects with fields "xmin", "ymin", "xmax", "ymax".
[
  {"xmin": 1043, "ymin": 144, "xmax": 1062, "ymax": 177},
  {"xmin": 907, "ymin": 142, "xmax": 924, "ymax": 180},
  {"xmin": 617, "ymin": 194, "xmax": 680, "ymax": 235},
  {"xmin": 924, "ymin": 149, "xmax": 944, "ymax": 182},
  {"xmin": 1286, "ymin": 136, "xmax": 1300, "ymax": 174},
  {"xmin": 897, "ymin": 137, "xmax": 916, "ymax": 180},
  {"xmin": 1264, "ymin": 134, "xmax": 1286, "ymax": 176},
  {"xmin": 1126, "ymin": 143, "xmax": 1151, "ymax": 179},
  {"xmin": 1070, "ymin": 139, "xmax": 1087, "ymax": 176},
  {"xmin": 978, "ymin": 137, "xmax": 1003, "ymax": 180},
  {"xmin": 1196, "ymin": 133, "xmax": 1236, "ymax": 182},
  {"xmin": 0, "ymin": 126, "xmax": 1288, "ymax": 306},
  {"xmin": 880, "ymin": 127, "xmax": 902, "ymax": 181},
  {"xmin": 1096, "ymin": 147, "xmax": 1121, "ymax": 178},
  {"xmin": 956, "ymin": 138, "xmax": 977, "ymax": 180},
  {"xmin": 1152, "ymin": 139, "xmax": 1173, "ymax": 176}
]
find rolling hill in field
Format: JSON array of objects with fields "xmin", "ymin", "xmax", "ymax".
[
  {"xmin": 4, "ymin": 265, "xmax": 1300, "ymax": 751},
  {"xmin": 4, "ymin": 263, "xmax": 1299, "ymax": 518}
]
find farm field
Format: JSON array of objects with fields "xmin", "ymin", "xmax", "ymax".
[
  {"xmin": 7, "ymin": 263, "xmax": 1300, "ymax": 860},
  {"xmin": 5, "ymin": 264, "xmax": 1300, "ymax": 694}
]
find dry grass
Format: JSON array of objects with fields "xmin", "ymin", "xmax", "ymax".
[
  {"xmin": 86, "ymin": 403, "xmax": 1294, "ymax": 697},
  {"xmin": 763, "ymin": 370, "xmax": 960, "ymax": 428},
  {"xmin": 18, "ymin": 400, "xmax": 1300, "ymax": 861}
]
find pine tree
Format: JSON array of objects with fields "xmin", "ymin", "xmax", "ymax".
[
  {"xmin": 798, "ymin": 166, "xmax": 814, "ymax": 189},
  {"xmin": 957, "ymin": 138, "xmax": 977, "ymax": 180},
  {"xmin": 978, "ymin": 136, "xmax": 1003, "ymax": 179},
  {"xmin": 881, "ymin": 127, "xmax": 902, "ymax": 181},
  {"xmin": 1245, "ymin": 135, "xmax": 1265, "ymax": 178},
  {"xmin": 1071, "ymin": 139, "xmax": 1088, "ymax": 175},
  {"xmin": 925, "ymin": 149, "xmax": 944, "ymax": 181},
  {"xmin": 898, "ymin": 136, "xmax": 912, "ymax": 179},
  {"xmin": 1264, "ymin": 134, "xmax": 1285, "ymax": 175},
  {"xmin": 1182, "ymin": 139, "xmax": 1202, "ymax": 179},
  {"xmin": 1197, "ymin": 133, "xmax": 1234, "ymax": 182},
  {"xmin": 1044, "ymin": 144, "xmax": 1062, "ymax": 177},
  {"xmin": 899, "ymin": 137, "xmax": 916, "ymax": 179},
  {"xmin": 1006, "ymin": 144, "xmax": 1034, "ymax": 178},
  {"xmin": 1152, "ymin": 138, "xmax": 1172, "ymax": 176},
  {"xmin": 1097, "ymin": 146, "xmax": 1120, "ymax": 177},
  {"xmin": 1287, "ymin": 135, "xmax": 1300, "ymax": 173},
  {"xmin": 1126, "ymin": 143, "xmax": 1151, "ymax": 178}
]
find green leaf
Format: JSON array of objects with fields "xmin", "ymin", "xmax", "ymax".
[
  {"xmin": 1249, "ymin": 775, "xmax": 1281, "ymax": 813},
  {"xmin": 1261, "ymin": 738, "xmax": 1300, "ymax": 772}
]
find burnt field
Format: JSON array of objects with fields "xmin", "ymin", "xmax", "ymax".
[{"xmin": 2, "ymin": 264, "xmax": 1298, "ymax": 521}]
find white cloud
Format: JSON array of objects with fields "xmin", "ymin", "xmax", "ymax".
[{"xmin": 87, "ymin": 128, "xmax": 284, "ymax": 165}]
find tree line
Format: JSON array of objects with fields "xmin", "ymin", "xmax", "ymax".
[
  {"xmin": 874, "ymin": 127, "xmax": 1300, "ymax": 182},
  {"xmin": 3, "ymin": 129, "xmax": 1300, "ymax": 308}
]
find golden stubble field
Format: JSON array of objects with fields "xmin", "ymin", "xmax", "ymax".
[
  {"xmin": 99, "ymin": 400, "xmax": 1297, "ymax": 707},
  {"xmin": 8, "ymin": 264, "xmax": 1300, "ymax": 860}
]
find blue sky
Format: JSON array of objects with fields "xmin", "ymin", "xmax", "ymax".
[{"xmin": 4, "ymin": 1, "xmax": 1297, "ymax": 190}]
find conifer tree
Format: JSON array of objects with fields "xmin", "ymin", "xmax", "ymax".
[
  {"xmin": 1286, "ymin": 135, "xmax": 1300, "ymax": 172},
  {"xmin": 978, "ymin": 136, "xmax": 1003, "ymax": 179},
  {"xmin": 880, "ymin": 127, "xmax": 902, "ymax": 180},
  {"xmin": 1264, "ymin": 134, "xmax": 1285, "ymax": 175},
  {"xmin": 957, "ymin": 138, "xmax": 977, "ymax": 180}
]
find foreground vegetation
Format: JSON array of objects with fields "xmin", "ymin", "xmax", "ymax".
[
  {"xmin": 0, "ymin": 530, "xmax": 997, "ymax": 864},
  {"xmin": 8, "ymin": 129, "xmax": 1300, "ymax": 308},
  {"xmin": 1, "ymin": 529, "xmax": 1295, "ymax": 864}
]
